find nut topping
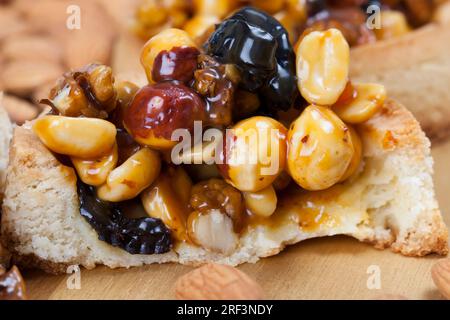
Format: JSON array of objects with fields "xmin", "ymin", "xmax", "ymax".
[
  {"xmin": 175, "ymin": 263, "xmax": 264, "ymax": 300},
  {"xmin": 33, "ymin": 115, "xmax": 117, "ymax": 159}
]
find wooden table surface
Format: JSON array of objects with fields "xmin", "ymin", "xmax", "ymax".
[{"xmin": 23, "ymin": 140, "xmax": 450, "ymax": 300}]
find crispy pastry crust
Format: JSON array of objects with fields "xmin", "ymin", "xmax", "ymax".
[
  {"xmin": 350, "ymin": 22, "xmax": 450, "ymax": 141},
  {"xmin": 1, "ymin": 100, "xmax": 448, "ymax": 274}
]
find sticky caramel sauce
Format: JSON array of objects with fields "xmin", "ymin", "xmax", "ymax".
[{"xmin": 246, "ymin": 183, "xmax": 344, "ymax": 233}]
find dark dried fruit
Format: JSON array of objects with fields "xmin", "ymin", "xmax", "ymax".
[
  {"xmin": 77, "ymin": 180, "xmax": 172, "ymax": 255},
  {"xmin": 205, "ymin": 7, "xmax": 298, "ymax": 111},
  {"xmin": 190, "ymin": 179, "xmax": 245, "ymax": 231},
  {"xmin": 124, "ymin": 82, "xmax": 206, "ymax": 142},
  {"xmin": 0, "ymin": 266, "xmax": 27, "ymax": 300},
  {"xmin": 152, "ymin": 46, "xmax": 200, "ymax": 83}
]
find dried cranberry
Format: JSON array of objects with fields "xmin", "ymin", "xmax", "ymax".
[
  {"xmin": 152, "ymin": 47, "xmax": 200, "ymax": 83},
  {"xmin": 124, "ymin": 82, "xmax": 206, "ymax": 141}
]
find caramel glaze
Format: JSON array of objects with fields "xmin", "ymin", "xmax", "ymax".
[
  {"xmin": 175, "ymin": 180, "xmax": 343, "ymax": 244},
  {"xmin": 244, "ymin": 182, "xmax": 340, "ymax": 234}
]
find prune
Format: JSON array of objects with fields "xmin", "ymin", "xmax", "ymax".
[
  {"xmin": 152, "ymin": 46, "xmax": 200, "ymax": 83},
  {"xmin": 124, "ymin": 82, "xmax": 206, "ymax": 148},
  {"xmin": 204, "ymin": 7, "xmax": 298, "ymax": 111},
  {"xmin": 77, "ymin": 180, "xmax": 172, "ymax": 255}
]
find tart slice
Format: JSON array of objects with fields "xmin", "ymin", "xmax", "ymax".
[{"xmin": 1, "ymin": 8, "xmax": 448, "ymax": 273}]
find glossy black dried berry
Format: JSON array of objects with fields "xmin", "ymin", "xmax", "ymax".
[
  {"xmin": 77, "ymin": 180, "xmax": 172, "ymax": 255},
  {"xmin": 204, "ymin": 7, "xmax": 298, "ymax": 111}
]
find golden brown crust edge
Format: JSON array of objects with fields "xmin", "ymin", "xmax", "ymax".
[
  {"xmin": 350, "ymin": 23, "xmax": 450, "ymax": 141},
  {"xmin": 355, "ymin": 99, "xmax": 448, "ymax": 256}
]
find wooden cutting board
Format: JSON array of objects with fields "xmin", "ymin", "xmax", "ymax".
[{"xmin": 23, "ymin": 140, "xmax": 450, "ymax": 300}]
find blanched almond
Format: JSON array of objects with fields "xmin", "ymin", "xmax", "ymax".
[
  {"xmin": 14, "ymin": 0, "xmax": 72, "ymax": 32},
  {"xmin": 0, "ymin": 7, "xmax": 28, "ymax": 40},
  {"xmin": 1, "ymin": 61, "xmax": 63, "ymax": 95},
  {"xmin": 1, "ymin": 35, "xmax": 62, "ymax": 64},
  {"xmin": 431, "ymin": 258, "xmax": 450, "ymax": 299},
  {"xmin": 175, "ymin": 263, "xmax": 264, "ymax": 300},
  {"xmin": 62, "ymin": 1, "xmax": 116, "ymax": 68},
  {"xmin": 2, "ymin": 94, "xmax": 38, "ymax": 124}
]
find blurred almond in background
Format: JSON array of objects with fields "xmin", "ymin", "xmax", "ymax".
[{"xmin": 0, "ymin": 0, "xmax": 145, "ymax": 124}]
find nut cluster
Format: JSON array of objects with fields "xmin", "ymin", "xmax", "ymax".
[{"xmin": 32, "ymin": 16, "xmax": 386, "ymax": 256}]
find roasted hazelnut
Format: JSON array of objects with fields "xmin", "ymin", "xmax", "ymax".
[
  {"xmin": 218, "ymin": 116, "xmax": 287, "ymax": 192},
  {"xmin": 296, "ymin": 29, "xmax": 350, "ymax": 106},
  {"xmin": 140, "ymin": 28, "xmax": 198, "ymax": 83},
  {"xmin": 152, "ymin": 46, "xmax": 200, "ymax": 83},
  {"xmin": 115, "ymin": 81, "xmax": 139, "ymax": 108},
  {"xmin": 340, "ymin": 125, "xmax": 363, "ymax": 182},
  {"xmin": 287, "ymin": 105, "xmax": 356, "ymax": 190},
  {"xmin": 124, "ymin": 82, "xmax": 207, "ymax": 150}
]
